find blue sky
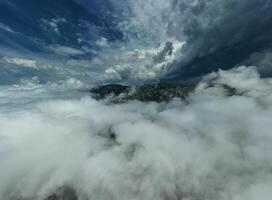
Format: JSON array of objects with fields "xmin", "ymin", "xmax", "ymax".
[{"xmin": 0, "ymin": 0, "xmax": 272, "ymax": 85}]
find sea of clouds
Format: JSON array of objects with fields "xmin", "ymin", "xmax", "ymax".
[{"xmin": 0, "ymin": 66, "xmax": 272, "ymax": 200}]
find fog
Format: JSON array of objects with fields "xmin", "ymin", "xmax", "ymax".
[{"xmin": 0, "ymin": 66, "xmax": 272, "ymax": 200}]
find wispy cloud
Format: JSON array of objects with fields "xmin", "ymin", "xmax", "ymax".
[
  {"xmin": 47, "ymin": 45, "xmax": 85, "ymax": 56},
  {"xmin": 4, "ymin": 57, "xmax": 37, "ymax": 68},
  {"xmin": 41, "ymin": 18, "xmax": 66, "ymax": 35},
  {"xmin": 0, "ymin": 23, "xmax": 16, "ymax": 34}
]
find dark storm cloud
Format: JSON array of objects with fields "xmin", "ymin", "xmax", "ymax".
[{"xmin": 163, "ymin": 0, "xmax": 272, "ymax": 79}]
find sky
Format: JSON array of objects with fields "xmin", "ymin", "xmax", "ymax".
[
  {"xmin": 1, "ymin": 1, "xmax": 272, "ymax": 200},
  {"xmin": 0, "ymin": 0, "xmax": 272, "ymax": 85}
]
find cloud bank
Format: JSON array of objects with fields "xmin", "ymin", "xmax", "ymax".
[{"xmin": 0, "ymin": 66, "xmax": 272, "ymax": 200}]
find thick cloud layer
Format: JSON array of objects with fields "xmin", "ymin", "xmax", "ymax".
[
  {"xmin": 0, "ymin": 67, "xmax": 272, "ymax": 200},
  {"xmin": 111, "ymin": 0, "xmax": 272, "ymax": 80}
]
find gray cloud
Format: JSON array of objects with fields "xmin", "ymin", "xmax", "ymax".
[{"xmin": 105, "ymin": 0, "xmax": 272, "ymax": 81}]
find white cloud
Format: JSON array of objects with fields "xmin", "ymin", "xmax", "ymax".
[
  {"xmin": 100, "ymin": 40, "xmax": 184, "ymax": 81},
  {"xmin": 0, "ymin": 23, "xmax": 16, "ymax": 34},
  {"xmin": 0, "ymin": 67, "xmax": 272, "ymax": 199},
  {"xmin": 48, "ymin": 45, "xmax": 85, "ymax": 56},
  {"xmin": 96, "ymin": 37, "xmax": 110, "ymax": 47},
  {"xmin": 41, "ymin": 18, "xmax": 67, "ymax": 35},
  {"xmin": 66, "ymin": 58, "xmax": 103, "ymax": 68},
  {"xmin": 4, "ymin": 57, "xmax": 37, "ymax": 68}
]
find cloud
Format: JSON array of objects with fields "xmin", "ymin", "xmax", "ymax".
[
  {"xmin": 1, "ymin": 0, "xmax": 271, "ymax": 83},
  {"xmin": 97, "ymin": 40, "xmax": 184, "ymax": 81},
  {"xmin": 96, "ymin": 37, "xmax": 110, "ymax": 47},
  {"xmin": 107, "ymin": 0, "xmax": 272, "ymax": 79},
  {"xmin": 47, "ymin": 45, "xmax": 85, "ymax": 56},
  {"xmin": 0, "ymin": 66, "xmax": 272, "ymax": 199},
  {"xmin": 41, "ymin": 18, "xmax": 67, "ymax": 35},
  {"xmin": 0, "ymin": 23, "xmax": 16, "ymax": 34},
  {"xmin": 4, "ymin": 57, "xmax": 37, "ymax": 68}
]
